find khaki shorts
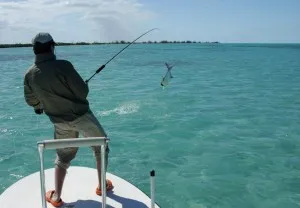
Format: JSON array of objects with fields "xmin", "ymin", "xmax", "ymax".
[{"xmin": 54, "ymin": 110, "xmax": 109, "ymax": 169}]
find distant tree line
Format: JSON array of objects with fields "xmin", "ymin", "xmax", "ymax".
[
  {"xmin": 0, "ymin": 40, "xmax": 220, "ymax": 48},
  {"xmin": 0, "ymin": 43, "xmax": 32, "ymax": 48}
]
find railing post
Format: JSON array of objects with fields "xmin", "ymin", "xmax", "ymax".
[
  {"xmin": 150, "ymin": 170, "xmax": 155, "ymax": 208},
  {"xmin": 37, "ymin": 137, "xmax": 108, "ymax": 208},
  {"xmin": 38, "ymin": 143, "xmax": 47, "ymax": 208},
  {"xmin": 101, "ymin": 144, "xmax": 106, "ymax": 208}
]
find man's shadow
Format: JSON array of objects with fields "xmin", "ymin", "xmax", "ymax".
[{"xmin": 61, "ymin": 191, "xmax": 149, "ymax": 208}]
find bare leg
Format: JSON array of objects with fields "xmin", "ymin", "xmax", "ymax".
[
  {"xmin": 51, "ymin": 124, "xmax": 78, "ymax": 202},
  {"xmin": 52, "ymin": 147, "xmax": 78, "ymax": 201},
  {"xmin": 77, "ymin": 111, "xmax": 110, "ymax": 190},
  {"xmin": 54, "ymin": 165, "xmax": 67, "ymax": 200}
]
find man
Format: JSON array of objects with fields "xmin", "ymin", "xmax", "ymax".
[{"xmin": 24, "ymin": 32, "xmax": 113, "ymax": 207}]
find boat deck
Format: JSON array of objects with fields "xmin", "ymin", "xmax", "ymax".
[{"xmin": 0, "ymin": 166, "xmax": 160, "ymax": 208}]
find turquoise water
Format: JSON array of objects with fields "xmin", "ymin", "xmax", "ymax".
[{"xmin": 1, "ymin": 43, "xmax": 300, "ymax": 208}]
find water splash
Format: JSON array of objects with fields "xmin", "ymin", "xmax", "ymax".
[
  {"xmin": 98, "ymin": 102, "xmax": 140, "ymax": 116},
  {"xmin": 9, "ymin": 174, "xmax": 23, "ymax": 179}
]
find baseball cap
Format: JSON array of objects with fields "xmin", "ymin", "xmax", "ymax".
[{"xmin": 32, "ymin": 32, "xmax": 57, "ymax": 45}]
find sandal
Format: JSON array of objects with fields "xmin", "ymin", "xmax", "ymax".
[
  {"xmin": 96, "ymin": 179, "xmax": 114, "ymax": 196},
  {"xmin": 45, "ymin": 190, "xmax": 64, "ymax": 207}
]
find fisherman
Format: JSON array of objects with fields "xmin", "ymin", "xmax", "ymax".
[{"xmin": 23, "ymin": 32, "xmax": 113, "ymax": 207}]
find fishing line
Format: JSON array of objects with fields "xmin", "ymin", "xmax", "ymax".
[{"xmin": 85, "ymin": 28, "xmax": 158, "ymax": 83}]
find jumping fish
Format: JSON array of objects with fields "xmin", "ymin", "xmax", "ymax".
[{"xmin": 160, "ymin": 63, "xmax": 174, "ymax": 87}]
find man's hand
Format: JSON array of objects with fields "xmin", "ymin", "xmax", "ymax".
[
  {"xmin": 34, "ymin": 109, "xmax": 43, "ymax": 114},
  {"xmin": 33, "ymin": 103, "xmax": 43, "ymax": 115}
]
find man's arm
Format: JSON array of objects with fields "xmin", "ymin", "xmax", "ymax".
[
  {"xmin": 64, "ymin": 62, "xmax": 89, "ymax": 99},
  {"xmin": 24, "ymin": 73, "xmax": 41, "ymax": 109}
]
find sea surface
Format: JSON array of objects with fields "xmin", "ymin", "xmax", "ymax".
[{"xmin": 0, "ymin": 43, "xmax": 300, "ymax": 208}]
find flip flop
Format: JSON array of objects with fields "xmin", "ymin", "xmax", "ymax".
[
  {"xmin": 96, "ymin": 179, "xmax": 114, "ymax": 196},
  {"xmin": 45, "ymin": 190, "xmax": 64, "ymax": 207}
]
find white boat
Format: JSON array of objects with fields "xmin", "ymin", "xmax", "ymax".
[{"xmin": 0, "ymin": 137, "xmax": 160, "ymax": 208}]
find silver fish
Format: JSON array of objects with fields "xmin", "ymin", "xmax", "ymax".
[{"xmin": 161, "ymin": 63, "xmax": 174, "ymax": 87}]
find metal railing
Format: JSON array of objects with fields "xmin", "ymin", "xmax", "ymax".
[
  {"xmin": 37, "ymin": 137, "xmax": 109, "ymax": 208},
  {"xmin": 150, "ymin": 170, "xmax": 155, "ymax": 208}
]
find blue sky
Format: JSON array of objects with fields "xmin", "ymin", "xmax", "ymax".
[{"xmin": 0, "ymin": 0, "xmax": 299, "ymax": 43}]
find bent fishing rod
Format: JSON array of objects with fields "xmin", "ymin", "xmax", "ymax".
[{"xmin": 85, "ymin": 28, "xmax": 158, "ymax": 83}]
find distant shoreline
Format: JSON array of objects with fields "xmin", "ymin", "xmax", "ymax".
[{"xmin": 0, "ymin": 41, "xmax": 220, "ymax": 48}]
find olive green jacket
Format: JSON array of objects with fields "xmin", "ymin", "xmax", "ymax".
[{"xmin": 24, "ymin": 52, "xmax": 89, "ymax": 123}]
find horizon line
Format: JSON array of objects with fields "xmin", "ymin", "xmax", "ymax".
[{"xmin": 1, "ymin": 41, "xmax": 300, "ymax": 49}]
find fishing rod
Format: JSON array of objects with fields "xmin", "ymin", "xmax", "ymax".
[{"xmin": 85, "ymin": 28, "xmax": 158, "ymax": 83}]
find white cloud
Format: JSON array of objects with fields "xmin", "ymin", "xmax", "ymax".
[{"xmin": 0, "ymin": 0, "xmax": 156, "ymax": 43}]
